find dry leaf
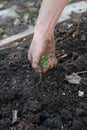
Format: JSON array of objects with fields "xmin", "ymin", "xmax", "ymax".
[{"xmin": 65, "ymin": 72, "xmax": 81, "ymax": 84}]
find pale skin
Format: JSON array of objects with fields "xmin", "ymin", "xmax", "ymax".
[{"xmin": 28, "ymin": 0, "xmax": 68, "ymax": 73}]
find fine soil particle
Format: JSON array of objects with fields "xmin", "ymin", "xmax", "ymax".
[{"xmin": 0, "ymin": 13, "xmax": 87, "ymax": 130}]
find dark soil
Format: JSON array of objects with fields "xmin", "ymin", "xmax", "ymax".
[{"xmin": 0, "ymin": 13, "xmax": 87, "ymax": 130}]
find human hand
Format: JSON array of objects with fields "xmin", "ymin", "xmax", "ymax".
[{"xmin": 28, "ymin": 35, "xmax": 57, "ymax": 73}]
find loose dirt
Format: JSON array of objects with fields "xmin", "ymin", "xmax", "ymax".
[{"xmin": 0, "ymin": 11, "xmax": 87, "ymax": 130}]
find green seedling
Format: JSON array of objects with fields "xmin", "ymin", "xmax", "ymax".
[
  {"xmin": 16, "ymin": 10, "xmax": 38, "ymax": 20},
  {"xmin": 16, "ymin": 11, "xmax": 26, "ymax": 19},
  {"xmin": 29, "ymin": 11, "xmax": 38, "ymax": 20},
  {"xmin": 40, "ymin": 55, "xmax": 50, "ymax": 68},
  {"xmin": 37, "ymin": 55, "xmax": 50, "ymax": 86}
]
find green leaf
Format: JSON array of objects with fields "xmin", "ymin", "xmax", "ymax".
[
  {"xmin": 40, "ymin": 55, "xmax": 50, "ymax": 68},
  {"xmin": 29, "ymin": 11, "xmax": 38, "ymax": 20}
]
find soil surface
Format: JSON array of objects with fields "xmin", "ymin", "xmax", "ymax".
[{"xmin": 0, "ymin": 10, "xmax": 87, "ymax": 130}]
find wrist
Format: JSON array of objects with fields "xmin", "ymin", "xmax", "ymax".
[{"xmin": 34, "ymin": 26, "xmax": 54, "ymax": 41}]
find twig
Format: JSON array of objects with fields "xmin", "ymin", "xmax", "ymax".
[{"xmin": 76, "ymin": 71, "xmax": 87, "ymax": 75}]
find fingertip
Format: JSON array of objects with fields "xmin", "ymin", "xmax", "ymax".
[
  {"xmin": 32, "ymin": 62, "xmax": 38, "ymax": 69},
  {"xmin": 32, "ymin": 60, "xmax": 41, "ymax": 71},
  {"xmin": 32, "ymin": 53, "xmax": 42, "ymax": 70}
]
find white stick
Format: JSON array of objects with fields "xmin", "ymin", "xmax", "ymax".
[
  {"xmin": 0, "ymin": 27, "xmax": 34, "ymax": 50},
  {"xmin": 12, "ymin": 110, "xmax": 18, "ymax": 124}
]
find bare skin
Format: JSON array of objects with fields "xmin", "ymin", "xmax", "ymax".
[{"xmin": 28, "ymin": 0, "xmax": 68, "ymax": 73}]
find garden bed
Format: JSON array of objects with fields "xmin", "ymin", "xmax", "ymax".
[{"xmin": 0, "ymin": 11, "xmax": 87, "ymax": 130}]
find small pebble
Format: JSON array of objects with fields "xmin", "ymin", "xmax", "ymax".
[
  {"xmin": 78, "ymin": 90, "xmax": 84, "ymax": 97},
  {"xmin": 3, "ymin": 34, "xmax": 8, "ymax": 39},
  {"xmin": 62, "ymin": 93, "xmax": 66, "ymax": 95},
  {"xmin": 14, "ymin": 18, "xmax": 20, "ymax": 26},
  {"xmin": 67, "ymin": 24, "xmax": 73, "ymax": 29}
]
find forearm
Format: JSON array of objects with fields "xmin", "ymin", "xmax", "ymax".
[{"xmin": 34, "ymin": 0, "xmax": 68, "ymax": 38}]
